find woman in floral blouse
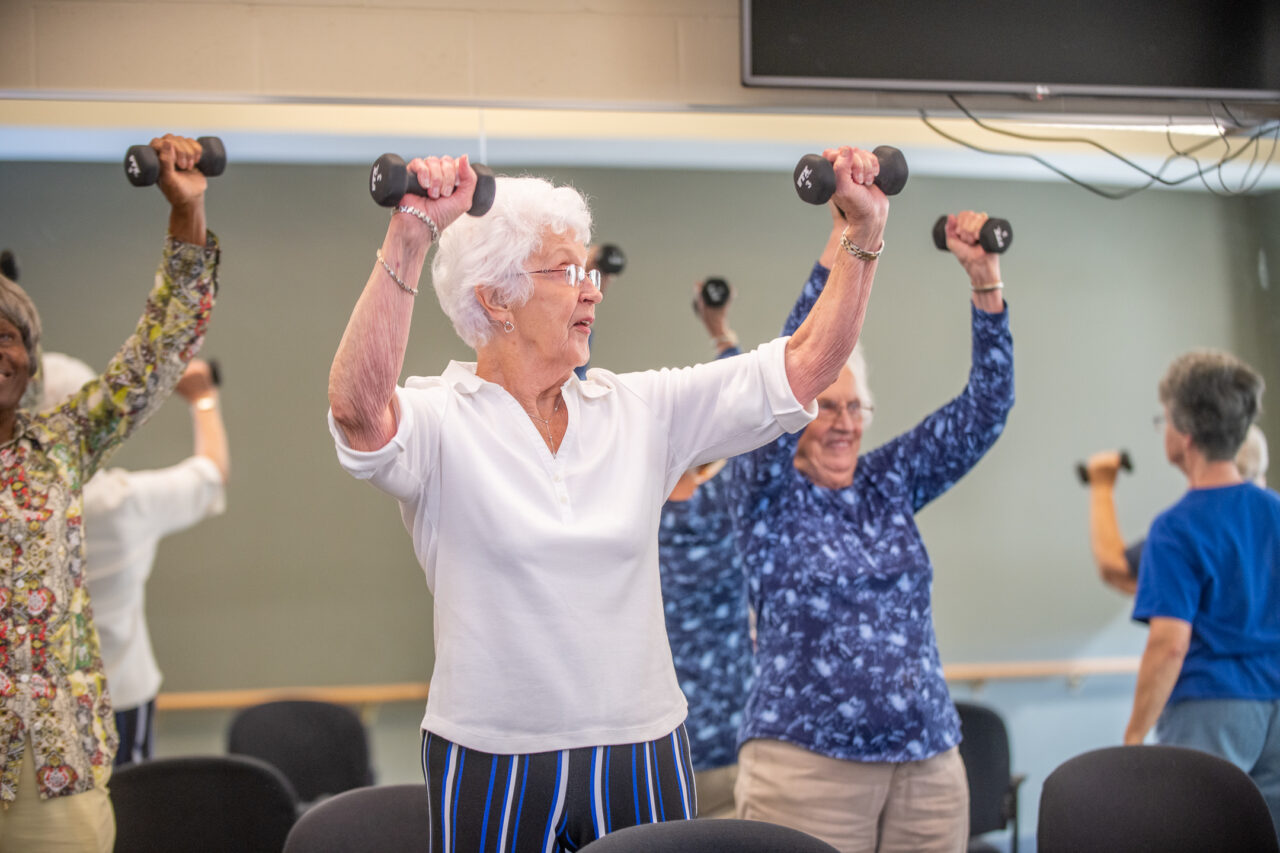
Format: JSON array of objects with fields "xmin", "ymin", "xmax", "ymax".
[{"xmin": 0, "ymin": 134, "xmax": 219, "ymax": 852}]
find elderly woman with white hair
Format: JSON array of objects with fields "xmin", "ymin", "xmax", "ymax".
[
  {"xmin": 1124, "ymin": 350, "xmax": 1280, "ymax": 841},
  {"xmin": 727, "ymin": 204, "xmax": 1015, "ymax": 853},
  {"xmin": 0, "ymin": 134, "xmax": 218, "ymax": 852},
  {"xmin": 327, "ymin": 147, "xmax": 888, "ymax": 851}
]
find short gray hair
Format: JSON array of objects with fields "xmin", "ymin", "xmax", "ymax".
[
  {"xmin": 1235, "ymin": 423, "xmax": 1269, "ymax": 485},
  {"xmin": 1158, "ymin": 349, "xmax": 1264, "ymax": 461},
  {"xmin": 0, "ymin": 272, "xmax": 42, "ymax": 410},
  {"xmin": 431, "ymin": 175, "xmax": 592, "ymax": 349}
]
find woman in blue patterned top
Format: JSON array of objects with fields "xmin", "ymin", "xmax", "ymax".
[
  {"xmin": 728, "ymin": 205, "xmax": 1015, "ymax": 853},
  {"xmin": 657, "ymin": 283, "xmax": 748, "ymax": 818}
]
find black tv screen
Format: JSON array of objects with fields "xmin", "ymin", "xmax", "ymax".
[{"xmin": 743, "ymin": 0, "xmax": 1280, "ymax": 100}]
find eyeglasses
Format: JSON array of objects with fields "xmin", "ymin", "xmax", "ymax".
[
  {"xmin": 816, "ymin": 400, "xmax": 874, "ymax": 422},
  {"xmin": 523, "ymin": 264, "xmax": 601, "ymax": 290}
]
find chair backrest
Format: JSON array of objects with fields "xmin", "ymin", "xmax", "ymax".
[
  {"xmin": 578, "ymin": 818, "xmax": 841, "ymax": 852},
  {"xmin": 111, "ymin": 754, "xmax": 299, "ymax": 853},
  {"xmin": 955, "ymin": 700, "xmax": 1013, "ymax": 836},
  {"xmin": 283, "ymin": 784, "xmax": 431, "ymax": 853},
  {"xmin": 1038, "ymin": 744, "xmax": 1280, "ymax": 853},
  {"xmin": 228, "ymin": 699, "xmax": 375, "ymax": 803}
]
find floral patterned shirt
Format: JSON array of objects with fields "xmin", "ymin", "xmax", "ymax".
[
  {"xmin": 728, "ymin": 262, "xmax": 1014, "ymax": 763},
  {"xmin": 0, "ymin": 236, "xmax": 218, "ymax": 801}
]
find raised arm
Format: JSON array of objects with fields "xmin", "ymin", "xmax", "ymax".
[
  {"xmin": 174, "ymin": 358, "xmax": 229, "ymax": 483},
  {"xmin": 1086, "ymin": 451, "xmax": 1138, "ymax": 595},
  {"xmin": 328, "ymin": 155, "xmax": 479, "ymax": 451},
  {"xmin": 783, "ymin": 147, "xmax": 888, "ymax": 407},
  {"xmin": 59, "ymin": 135, "xmax": 219, "ymax": 478}
]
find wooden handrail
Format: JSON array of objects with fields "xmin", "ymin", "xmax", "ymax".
[
  {"xmin": 154, "ymin": 657, "xmax": 1140, "ymax": 713},
  {"xmin": 943, "ymin": 656, "xmax": 1138, "ymax": 682},
  {"xmin": 156, "ymin": 682, "xmax": 429, "ymax": 712}
]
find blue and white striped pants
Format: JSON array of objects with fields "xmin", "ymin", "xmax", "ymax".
[{"xmin": 420, "ymin": 725, "xmax": 697, "ymax": 853}]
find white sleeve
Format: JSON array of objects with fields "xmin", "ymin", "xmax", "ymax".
[
  {"xmin": 327, "ymin": 385, "xmax": 440, "ymax": 504},
  {"xmin": 116, "ymin": 456, "xmax": 226, "ymax": 537},
  {"xmin": 613, "ymin": 336, "xmax": 815, "ymax": 477}
]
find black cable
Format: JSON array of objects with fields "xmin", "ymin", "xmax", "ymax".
[{"xmin": 920, "ymin": 95, "xmax": 1280, "ymax": 200}]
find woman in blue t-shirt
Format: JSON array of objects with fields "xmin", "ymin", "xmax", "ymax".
[{"xmin": 1125, "ymin": 349, "xmax": 1280, "ymax": 841}]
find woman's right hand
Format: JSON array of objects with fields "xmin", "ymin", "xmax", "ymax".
[
  {"xmin": 824, "ymin": 146, "xmax": 889, "ymax": 252},
  {"xmin": 392, "ymin": 155, "xmax": 480, "ymax": 243}
]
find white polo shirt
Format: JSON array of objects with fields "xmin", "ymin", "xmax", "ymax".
[
  {"xmin": 329, "ymin": 336, "xmax": 813, "ymax": 754},
  {"xmin": 82, "ymin": 457, "xmax": 226, "ymax": 710}
]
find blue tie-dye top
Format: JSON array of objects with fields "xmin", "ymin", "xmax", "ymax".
[
  {"xmin": 659, "ymin": 427, "xmax": 752, "ymax": 770},
  {"xmin": 728, "ymin": 262, "xmax": 1014, "ymax": 762}
]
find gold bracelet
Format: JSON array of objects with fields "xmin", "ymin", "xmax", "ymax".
[
  {"xmin": 194, "ymin": 395, "xmax": 218, "ymax": 411},
  {"xmin": 839, "ymin": 227, "xmax": 883, "ymax": 262},
  {"xmin": 971, "ymin": 281, "xmax": 1004, "ymax": 293}
]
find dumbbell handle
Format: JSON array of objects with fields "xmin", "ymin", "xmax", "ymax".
[
  {"xmin": 1076, "ymin": 450, "xmax": 1133, "ymax": 485},
  {"xmin": 793, "ymin": 146, "xmax": 909, "ymax": 205},
  {"xmin": 369, "ymin": 153, "xmax": 496, "ymax": 217},
  {"xmin": 932, "ymin": 215, "xmax": 1014, "ymax": 254},
  {"xmin": 124, "ymin": 137, "xmax": 226, "ymax": 187}
]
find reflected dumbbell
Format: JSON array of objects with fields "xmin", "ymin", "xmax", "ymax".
[
  {"xmin": 369, "ymin": 153, "xmax": 496, "ymax": 216},
  {"xmin": 124, "ymin": 137, "xmax": 226, "ymax": 187},
  {"xmin": 932, "ymin": 215, "xmax": 1014, "ymax": 254},
  {"xmin": 692, "ymin": 277, "xmax": 731, "ymax": 316},
  {"xmin": 1077, "ymin": 451, "xmax": 1133, "ymax": 485},
  {"xmin": 793, "ymin": 146, "xmax": 909, "ymax": 204},
  {"xmin": 593, "ymin": 244, "xmax": 627, "ymax": 275}
]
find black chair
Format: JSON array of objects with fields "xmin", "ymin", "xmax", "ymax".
[
  {"xmin": 228, "ymin": 699, "xmax": 375, "ymax": 805},
  {"xmin": 111, "ymin": 754, "xmax": 299, "ymax": 853},
  {"xmin": 1038, "ymin": 744, "xmax": 1280, "ymax": 853},
  {"xmin": 579, "ymin": 818, "xmax": 841, "ymax": 852},
  {"xmin": 955, "ymin": 701, "xmax": 1025, "ymax": 853},
  {"xmin": 282, "ymin": 784, "xmax": 430, "ymax": 852}
]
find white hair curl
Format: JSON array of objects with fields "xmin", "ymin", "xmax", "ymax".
[{"xmin": 430, "ymin": 175, "xmax": 592, "ymax": 350}]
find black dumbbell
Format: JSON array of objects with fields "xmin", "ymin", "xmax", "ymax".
[
  {"xmin": 692, "ymin": 277, "xmax": 731, "ymax": 316},
  {"xmin": 369, "ymin": 154, "xmax": 496, "ymax": 216},
  {"xmin": 793, "ymin": 146, "xmax": 909, "ymax": 204},
  {"xmin": 1077, "ymin": 451, "xmax": 1133, "ymax": 485},
  {"xmin": 124, "ymin": 137, "xmax": 226, "ymax": 187},
  {"xmin": 594, "ymin": 244, "xmax": 627, "ymax": 275},
  {"xmin": 0, "ymin": 249, "xmax": 18, "ymax": 282},
  {"xmin": 932, "ymin": 215, "xmax": 1014, "ymax": 254}
]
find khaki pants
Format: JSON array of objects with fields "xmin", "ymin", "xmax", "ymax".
[
  {"xmin": 693, "ymin": 763, "xmax": 738, "ymax": 819},
  {"xmin": 0, "ymin": 739, "xmax": 115, "ymax": 853},
  {"xmin": 736, "ymin": 739, "xmax": 968, "ymax": 853}
]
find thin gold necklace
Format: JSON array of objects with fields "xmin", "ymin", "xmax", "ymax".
[{"xmin": 527, "ymin": 395, "xmax": 562, "ymax": 449}]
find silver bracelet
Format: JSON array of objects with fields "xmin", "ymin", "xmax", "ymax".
[
  {"xmin": 394, "ymin": 205, "xmax": 440, "ymax": 244},
  {"xmin": 971, "ymin": 281, "xmax": 1004, "ymax": 293},
  {"xmin": 712, "ymin": 331, "xmax": 739, "ymax": 350},
  {"xmin": 375, "ymin": 249, "xmax": 418, "ymax": 296},
  {"xmin": 839, "ymin": 227, "xmax": 883, "ymax": 261}
]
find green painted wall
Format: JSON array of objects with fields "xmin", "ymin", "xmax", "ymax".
[{"xmin": 1, "ymin": 162, "xmax": 1271, "ymax": 695}]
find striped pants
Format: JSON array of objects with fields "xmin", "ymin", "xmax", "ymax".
[
  {"xmin": 113, "ymin": 699, "xmax": 157, "ymax": 767},
  {"xmin": 420, "ymin": 726, "xmax": 697, "ymax": 853}
]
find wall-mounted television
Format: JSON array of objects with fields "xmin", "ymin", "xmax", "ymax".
[{"xmin": 742, "ymin": 0, "xmax": 1280, "ymax": 102}]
